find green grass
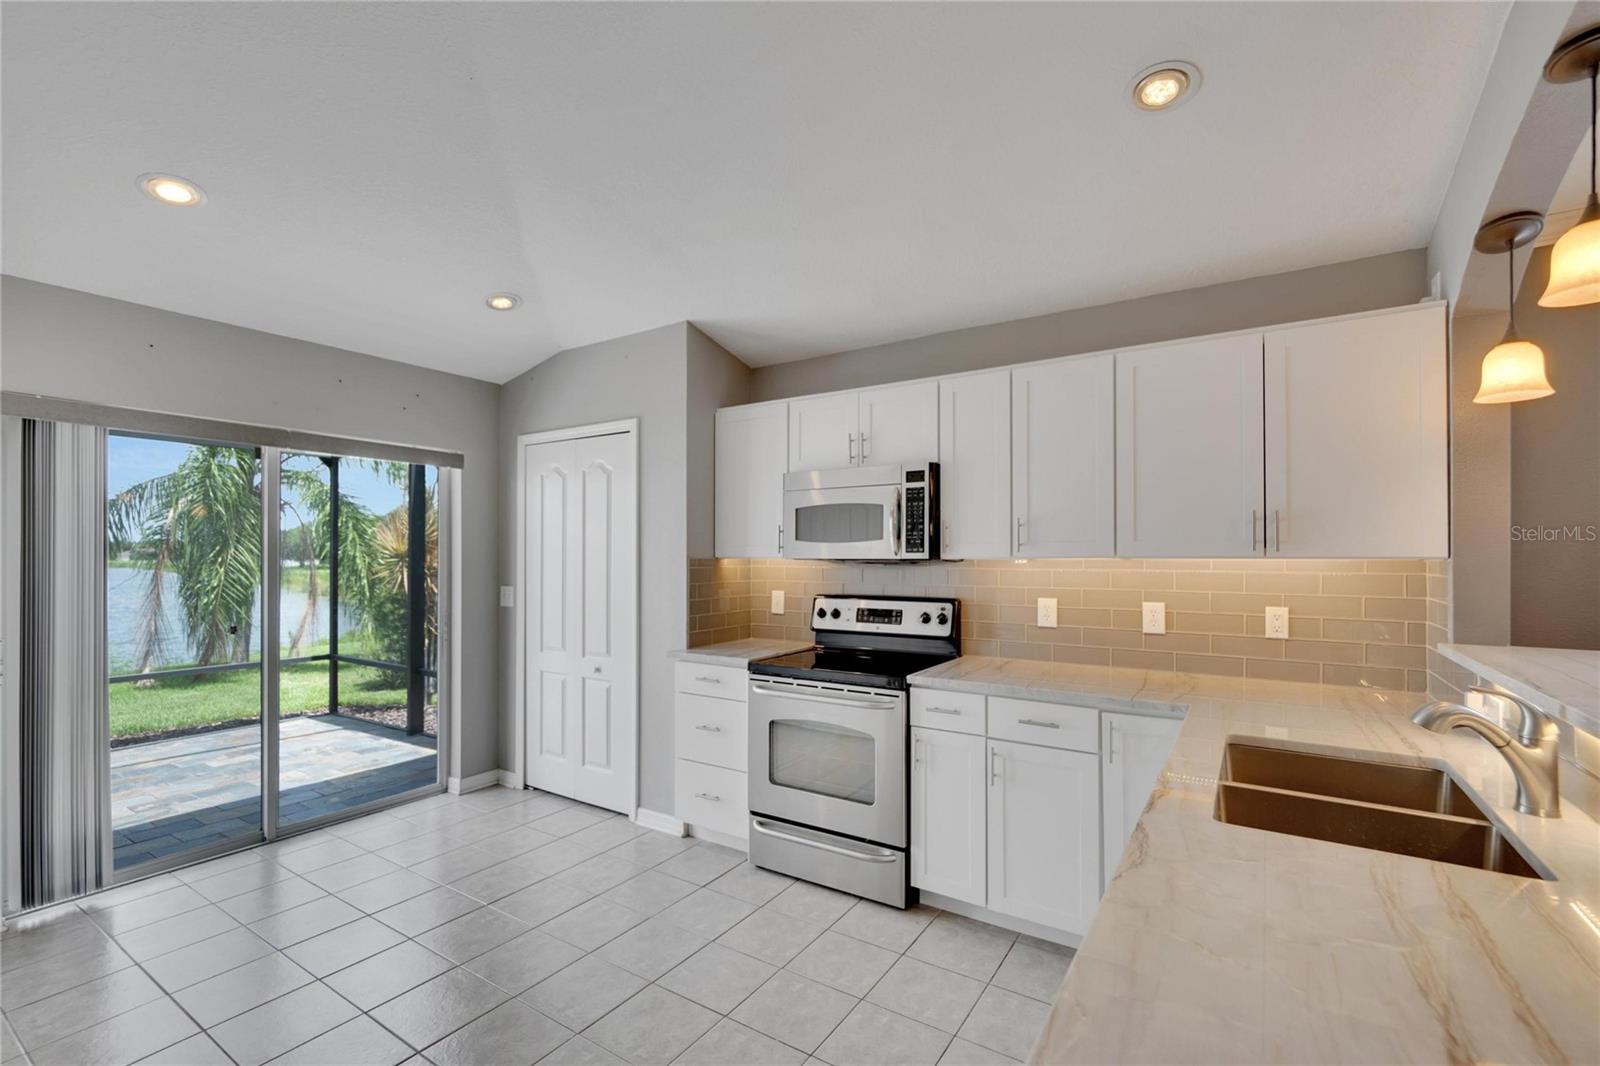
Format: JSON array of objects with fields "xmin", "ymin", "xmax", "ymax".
[{"xmin": 109, "ymin": 660, "xmax": 407, "ymax": 739}]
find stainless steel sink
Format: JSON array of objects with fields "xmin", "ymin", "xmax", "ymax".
[{"xmin": 1214, "ymin": 742, "xmax": 1550, "ymax": 879}]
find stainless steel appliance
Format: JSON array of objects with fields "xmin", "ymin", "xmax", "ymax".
[
  {"xmin": 748, "ymin": 595, "xmax": 960, "ymax": 907},
  {"xmin": 782, "ymin": 463, "xmax": 939, "ymax": 561}
]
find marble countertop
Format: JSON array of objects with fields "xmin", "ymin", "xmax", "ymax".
[
  {"xmin": 915, "ymin": 656, "xmax": 1600, "ymax": 1065},
  {"xmin": 1439, "ymin": 643, "xmax": 1599, "ymax": 737},
  {"xmin": 668, "ymin": 638, "xmax": 812, "ymax": 667}
]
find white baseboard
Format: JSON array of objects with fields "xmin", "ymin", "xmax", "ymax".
[
  {"xmin": 632, "ymin": 808, "xmax": 686, "ymax": 837},
  {"xmin": 918, "ymin": 890, "xmax": 1082, "ymax": 949},
  {"xmin": 686, "ymin": 824, "xmax": 748, "ymax": 852},
  {"xmin": 448, "ymin": 770, "xmax": 502, "ymax": 795},
  {"xmin": 497, "ymin": 769, "xmax": 522, "ymax": 790}
]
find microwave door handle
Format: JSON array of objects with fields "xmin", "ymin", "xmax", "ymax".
[{"xmin": 892, "ymin": 487, "xmax": 902, "ymax": 558}]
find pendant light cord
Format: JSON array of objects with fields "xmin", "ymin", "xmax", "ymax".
[
  {"xmin": 1590, "ymin": 64, "xmax": 1597, "ymax": 198},
  {"xmin": 1507, "ymin": 237, "xmax": 1518, "ymax": 338}
]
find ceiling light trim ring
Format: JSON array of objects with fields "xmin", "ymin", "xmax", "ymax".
[
  {"xmin": 485, "ymin": 292, "xmax": 522, "ymax": 311},
  {"xmin": 137, "ymin": 173, "xmax": 205, "ymax": 207},
  {"xmin": 1129, "ymin": 61, "xmax": 1201, "ymax": 112}
]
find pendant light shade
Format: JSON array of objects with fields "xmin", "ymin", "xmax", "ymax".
[
  {"xmin": 1540, "ymin": 26, "xmax": 1600, "ymax": 308},
  {"xmin": 1474, "ymin": 338, "xmax": 1555, "ymax": 404},
  {"xmin": 1471, "ymin": 211, "xmax": 1554, "ymax": 405}
]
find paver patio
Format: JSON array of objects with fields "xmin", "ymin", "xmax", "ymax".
[{"xmin": 112, "ymin": 714, "xmax": 436, "ymax": 869}]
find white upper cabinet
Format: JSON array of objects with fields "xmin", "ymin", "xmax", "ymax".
[
  {"xmin": 938, "ymin": 371, "xmax": 1012, "ymax": 559},
  {"xmin": 715, "ymin": 403, "xmax": 788, "ymax": 558},
  {"xmin": 1012, "ymin": 354, "xmax": 1116, "ymax": 558},
  {"xmin": 788, "ymin": 392, "xmax": 860, "ymax": 471},
  {"xmin": 1116, "ymin": 335, "xmax": 1266, "ymax": 557},
  {"xmin": 859, "ymin": 381, "xmax": 939, "ymax": 466},
  {"xmin": 1264, "ymin": 304, "xmax": 1448, "ymax": 558}
]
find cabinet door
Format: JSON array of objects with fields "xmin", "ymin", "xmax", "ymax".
[
  {"xmin": 1101, "ymin": 712, "xmax": 1181, "ymax": 890},
  {"xmin": 788, "ymin": 393, "xmax": 860, "ymax": 471},
  {"xmin": 715, "ymin": 403, "xmax": 788, "ymax": 557},
  {"xmin": 859, "ymin": 380, "xmax": 939, "ymax": 467},
  {"xmin": 938, "ymin": 372, "xmax": 1012, "ymax": 559},
  {"xmin": 1264, "ymin": 304, "xmax": 1448, "ymax": 558},
  {"xmin": 910, "ymin": 727, "xmax": 986, "ymax": 906},
  {"xmin": 1116, "ymin": 336, "xmax": 1265, "ymax": 557},
  {"xmin": 1012, "ymin": 354, "xmax": 1115, "ymax": 557},
  {"xmin": 987, "ymin": 739, "xmax": 1100, "ymax": 934}
]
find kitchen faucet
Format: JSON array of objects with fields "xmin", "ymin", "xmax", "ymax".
[{"xmin": 1411, "ymin": 687, "xmax": 1560, "ymax": 817}]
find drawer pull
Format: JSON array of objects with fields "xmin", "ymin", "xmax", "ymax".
[
  {"xmin": 694, "ymin": 724, "xmax": 723, "ymax": 733},
  {"xmin": 693, "ymin": 675, "xmax": 722, "ymax": 684},
  {"xmin": 1017, "ymin": 718, "xmax": 1060, "ymax": 729},
  {"xmin": 694, "ymin": 792, "xmax": 721, "ymax": 802},
  {"xmin": 924, "ymin": 706, "xmax": 962, "ymax": 716}
]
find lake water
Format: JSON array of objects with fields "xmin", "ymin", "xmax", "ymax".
[{"xmin": 108, "ymin": 566, "xmax": 357, "ymax": 673}]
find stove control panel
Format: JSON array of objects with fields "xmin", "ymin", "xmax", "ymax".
[{"xmin": 811, "ymin": 596, "xmax": 957, "ymax": 638}]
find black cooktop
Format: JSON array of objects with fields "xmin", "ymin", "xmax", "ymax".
[{"xmin": 749, "ymin": 647, "xmax": 957, "ymax": 691}]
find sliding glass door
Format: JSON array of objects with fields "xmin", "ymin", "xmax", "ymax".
[
  {"xmin": 106, "ymin": 436, "xmax": 265, "ymax": 870},
  {"xmin": 106, "ymin": 434, "xmax": 442, "ymax": 877}
]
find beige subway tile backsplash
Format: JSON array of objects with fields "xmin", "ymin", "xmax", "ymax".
[{"xmin": 691, "ymin": 555, "xmax": 1436, "ymax": 694}]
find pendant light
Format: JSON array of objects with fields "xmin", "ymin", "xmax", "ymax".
[
  {"xmin": 1473, "ymin": 212, "xmax": 1555, "ymax": 405},
  {"xmin": 1539, "ymin": 26, "xmax": 1600, "ymax": 308}
]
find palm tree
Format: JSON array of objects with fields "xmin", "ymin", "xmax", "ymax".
[{"xmin": 108, "ymin": 448, "xmax": 404, "ymax": 673}]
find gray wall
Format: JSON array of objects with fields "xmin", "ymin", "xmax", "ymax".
[
  {"xmin": 1448, "ymin": 312, "xmax": 1513, "ymax": 646},
  {"xmin": 497, "ymin": 322, "xmax": 698, "ymax": 814},
  {"xmin": 686, "ymin": 326, "xmax": 752, "ymax": 558},
  {"xmin": 750, "ymin": 249, "xmax": 1429, "ymax": 400},
  {"xmin": 0, "ymin": 275, "xmax": 504, "ymax": 780},
  {"xmin": 1511, "ymin": 245, "xmax": 1599, "ymax": 649}
]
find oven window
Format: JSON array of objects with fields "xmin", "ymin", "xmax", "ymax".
[
  {"xmin": 793, "ymin": 502, "xmax": 884, "ymax": 545},
  {"xmin": 769, "ymin": 719, "xmax": 875, "ymax": 805}
]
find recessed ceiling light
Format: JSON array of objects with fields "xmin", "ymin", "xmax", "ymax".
[
  {"xmin": 138, "ymin": 173, "xmax": 205, "ymax": 206},
  {"xmin": 485, "ymin": 292, "xmax": 521, "ymax": 311},
  {"xmin": 1130, "ymin": 62, "xmax": 1200, "ymax": 112}
]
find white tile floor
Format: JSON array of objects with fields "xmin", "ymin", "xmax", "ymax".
[{"xmin": 0, "ymin": 787, "xmax": 1071, "ymax": 1066}]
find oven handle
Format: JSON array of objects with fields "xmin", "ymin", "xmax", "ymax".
[
  {"xmin": 750, "ymin": 819, "xmax": 900, "ymax": 863},
  {"xmin": 749, "ymin": 682, "xmax": 902, "ymax": 710}
]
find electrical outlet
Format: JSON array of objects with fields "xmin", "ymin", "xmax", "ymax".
[
  {"xmin": 1036, "ymin": 597, "xmax": 1058, "ymax": 628},
  {"xmin": 499, "ymin": 585, "xmax": 514, "ymax": 608},
  {"xmin": 770, "ymin": 589, "xmax": 785, "ymax": 615},
  {"xmin": 1142, "ymin": 601, "xmax": 1166, "ymax": 635},
  {"xmin": 1265, "ymin": 606, "xmax": 1289, "ymax": 640}
]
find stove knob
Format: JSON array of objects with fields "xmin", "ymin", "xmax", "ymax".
[
  {"xmin": 936, "ymin": 612, "xmax": 949, "ymax": 626},
  {"xmin": 830, "ymin": 608, "xmax": 842, "ymax": 619},
  {"xmin": 816, "ymin": 607, "xmax": 827, "ymax": 619},
  {"xmin": 920, "ymin": 612, "xmax": 932, "ymax": 624}
]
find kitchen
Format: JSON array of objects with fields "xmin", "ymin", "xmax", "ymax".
[{"xmin": 1, "ymin": 3, "xmax": 1598, "ymax": 1065}]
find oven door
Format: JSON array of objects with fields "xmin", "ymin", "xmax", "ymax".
[
  {"xmin": 748, "ymin": 678, "xmax": 906, "ymax": 847},
  {"xmin": 783, "ymin": 484, "xmax": 901, "ymax": 560}
]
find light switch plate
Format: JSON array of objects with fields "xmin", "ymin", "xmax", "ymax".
[
  {"xmin": 499, "ymin": 585, "xmax": 514, "ymax": 608},
  {"xmin": 1036, "ymin": 597, "xmax": 1058, "ymax": 628},
  {"xmin": 770, "ymin": 589, "xmax": 785, "ymax": 615},
  {"xmin": 1142, "ymin": 602, "xmax": 1166, "ymax": 635},
  {"xmin": 1265, "ymin": 606, "xmax": 1289, "ymax": 640}
]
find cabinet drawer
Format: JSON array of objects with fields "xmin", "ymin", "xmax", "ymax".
[
  {"xmin": 674, "ymin": 661, "xmax": 749, "ymax": 700},
  {"xmin": 675, "ymin": 694, "xmax": 748, "ymax": 771},
  {"xmin": 910, "ymin": 687, "xmax": 986, "ymax": 735},
  {"xmin": 675, "ymin": 760, "xmax": 748, "ymax": 839},
  {"xmin": 988, "ymin": 697, "xmax": 1099, "ymax": 753}
]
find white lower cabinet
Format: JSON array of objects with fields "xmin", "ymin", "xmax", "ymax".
[
  {"xmin": 910, "ymin": 727, "xmax": 987, "ymax": 905},
  {"xmin": 675, "ymin": 760, "xmax": 748, "ymax": 838},
  {"xmin": 1101, "ymin": 711, "xmax": 1182, "ymax": 889},
  {"xmin": 674, "ymin": 663, "xmax": 752, "ymax": 843},
  {"xmin": 986, "ymin": 738, "xmax": 1101, "ymax": 934}
]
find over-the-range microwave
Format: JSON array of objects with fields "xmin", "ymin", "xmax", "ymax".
[{"xmin": 782, "ymin": 462, "xmax": 939, "ymax": 561}]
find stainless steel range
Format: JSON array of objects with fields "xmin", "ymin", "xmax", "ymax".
[{"xmin": 747, "ymin": 595, "xmax": 960, "ymax": 908}]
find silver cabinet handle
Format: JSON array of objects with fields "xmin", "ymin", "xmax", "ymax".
[
  {"xmin": 694, "ymin": 724, "xmax": 722, "ymax": 733},
  {"xmin": 751, "ymin": 818, "xmax": 899, "ymax": 863},
  {"xmin": 1274, "ymin": 510, "xmax": 1282, "ymax": 553},
  {"xmin": 990, "ymin": 747, "xmax": 1002, "ymax": 785},
  {"xmin": 1251, "ymin": 509, "xmax": 1259, "ymax": 552},
  {"xmin": 693, "ymin": 675, "xmax": 721, "ymax": 684},
  {"xmin": 1017, "ymin": 718, "xmax": 1059, "ymax": 729},
  {"xmin": 694, "ymin": 792, "xmax": 720, "ymax": 802},
  {"xmin": 1016, "ymin": 515, "xmax": 1024, "ymax": 552},
  {"xmin": 923, "ymin": 706, "xmax": 962, "ymax": 716},
  {"xmin": 1106, "ymin": 723, "xmax": 1116, "ymax": 765},
  {"xmin": 848, "ymin": 433, "xmax": 855, "ymax": 464},
  {"xmin": 912, "ymin": 735, "xmax": 922, "ymax": 768},
  {"xmin": 778, "ymin": 523, "xmax": 783, "ymax": 556},
  {"xmin": 860, "ymin": 431, "xmax": 870, "ymax": 460}
]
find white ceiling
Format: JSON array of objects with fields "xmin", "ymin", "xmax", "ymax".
[{"xmin": 2, "ymin": 2, "xmax": 1509, "ymax": 383}]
